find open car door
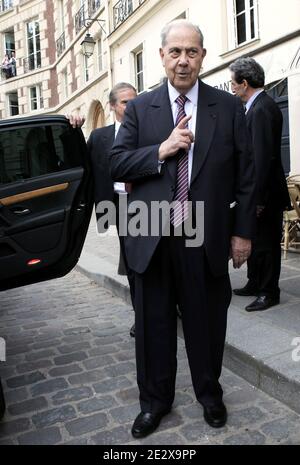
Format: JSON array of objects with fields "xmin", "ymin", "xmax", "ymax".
[{"xmin": 0, "ymin": 115, "xmax": 93, "ymax": 292}]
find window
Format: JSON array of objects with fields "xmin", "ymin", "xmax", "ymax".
[
  {"xmin": 134, "ymin": 48, "xmax": 144, "ymax": 93},
  {"xmin": 88, "ymin": 0, "xmax": 101, "ymax": 17},
  {"xmin": 4, "ymin": 30, "xmax": 15, "ymax": 55},
  {"xmin": 7, "ymin": 92, "xmax": 18, "ymax": 116},
  {"xmin": 233, "ymin": 0, "xmax": 258, "ymax": 46},
  {"xmin": 97, "ymin": 38, "xmax": 103, "ymax": 72},
  {"xmin": 26, "ymin": 20, "xmax": 41, "ymax": 71},
  {"xmin": 58, "ymin": 0, "xmax": 65, "ymax": 33},
  {"xmin": 83, "ymin": 54, "xmax": 89, "ymax": 82},
  {"xmin": 30, "ymin": 85, "xmax": 43, "ymax": 111},
  {"xmin": 174, "ymin": 12, "xmax": 186, "ymax": 20},
  {"xmin": 0, "ymin": 124, "xmax": 84, "ymax": 184},
  {"xmin": 0, "ymin": 0, "xmax": 13, "ymax": 13},
  {"xmin": 62, "ymin": 69, "xmax": 68, "ymax": 98}
]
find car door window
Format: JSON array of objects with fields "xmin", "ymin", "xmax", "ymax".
[
  {"xmin": 0, "ymin": 123, "xmax": 83, "ymax": 184},
  {"xmin": 0, "ymin": 117, "xmax": 93, "ymax": 292}
]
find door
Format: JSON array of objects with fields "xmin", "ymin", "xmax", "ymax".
[
  {"xmin": 266, "ymin": 78, "xmax": 290, "ymax": 175},
  {"xmin": 0, "ymin": 115, "xmax": 93, "ymax": 292}
]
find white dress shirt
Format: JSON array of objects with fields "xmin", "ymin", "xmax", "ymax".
[
  {"xmin": 167, "ymin": 79, "xmax": 198, "ymax": 186},
  {"xmin": 113, "ymin": 121, "xmax": 127, "ymax": 194},
  {"xmin": 245, "ymin": 88, "xmax": 264, "ymax": 114}
]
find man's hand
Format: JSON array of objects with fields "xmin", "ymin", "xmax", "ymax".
[
  {"xmin": 158, "ymin": 115, "xmax": 193, "ymax": 161},
  {"xmin": 230, "ymin": 236, "xmax": 252, "ymax": 269},
  {"xmin": 66, "ymin": 114, "xmax": 85, "ymax": 128},
  {"xmin": 256, "ymin": 205, "xmax": 265, "ymax": 218}
]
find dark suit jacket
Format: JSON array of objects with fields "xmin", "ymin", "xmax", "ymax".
[
  {"xmin": 246, "ymin": 91, "xmax": 290, "ymax": 211},
  {"xmin": 87, "ymin": 124, "xmax": 115, "ymax": 224},
  {"xmin": 110, "ymin": 80, "xmax": 256, "ymax": 276}
]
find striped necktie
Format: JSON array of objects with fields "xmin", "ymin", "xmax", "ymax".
[{"xmin": 170, "ymin": 94, "xmax": 189, "ymax": 227}]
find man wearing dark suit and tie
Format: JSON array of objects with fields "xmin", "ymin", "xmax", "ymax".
[
  {"xmin": 87, "ymin": 82, "xmax": 137, "ymax": 336},
  {"xmin": 110, "ymin": 20, "xmax": 256, "ymax": 438},
  {"xmin": 230, "ymin": 58, "xmax": 290, "ymax": 312}
]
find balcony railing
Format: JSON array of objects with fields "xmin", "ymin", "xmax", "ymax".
[
  {"xmin": 75, "ymin": 4, "xmax": 85, "ymax": 34},
  {"xmin": 113, "ymin": 0, "xmax": 133, "ymax": 29},
  {"xmin": 23, "ymin": 53, "xmax": 41, "ymax": 73},
  {"xmin": 56, "ymin": 32, "xmax": 66, "ymax": 57},
  {"xmin": 113, "ymin": 0, "xmax": 145, "ymax": 29},
  {"xmin": 0, "ymin": 0, "xmax": 13, "ymax": 13},
  {"xmin": 88, "ymin": 0, "xmax": 101, "ymax": 17}
]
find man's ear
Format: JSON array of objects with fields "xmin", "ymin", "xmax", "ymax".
[
  {"xmin": 159, "ymin": 48, "xmax": 165, "ymax": 66},
  {"xmin": 202, "ymin": 48, "xmax": 207, "ymax": 59},
  {"xmin": 242, "ymin": 79, "xmax": 249, "ymax": 89}
]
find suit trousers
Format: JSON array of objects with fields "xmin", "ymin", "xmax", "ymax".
[
  {"xmin": 134, "ymin": 231, "xmax": 232, "ymax": 415},
  {"xmin": 247, "ymin": 209, "xmax": 283, "ymax": 298},
  {"xmin": 114, "ymin": 193, "xmax": 135, "ymax": 309}
]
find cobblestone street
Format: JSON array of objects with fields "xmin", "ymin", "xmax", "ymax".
[{"xmin": 0, "ymin": 270, "xmax": 300, "ymax": 445}]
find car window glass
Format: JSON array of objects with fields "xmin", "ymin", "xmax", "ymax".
[{"xmin": 0, "ymin": 124, "xmax": 83, "ymax": 184}]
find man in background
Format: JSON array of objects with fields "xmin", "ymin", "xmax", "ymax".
[
  {"xmin": 70, "ymin": 82, "xmax": 137, "ymax": 336},
  {"xmin": 230, "ymin": 57, "xmax": 290, "ymax": 312}
]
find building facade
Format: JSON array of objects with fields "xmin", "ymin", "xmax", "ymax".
[{"xmin": 1, "ymin": 0, "xmax": 299, "ymax": 172}]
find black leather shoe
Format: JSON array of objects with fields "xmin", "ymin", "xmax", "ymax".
[
  {"xmin": 129, "ymin": 324, "xmax": 135, "ymax": 338},
  {"xmin": 203, "ymin": 402, "xmax": 227, "ymax": 428},
  {"xmin": 131, "ymin": 411, "xmax": 169, "ymax": 438},
  {"xmin": 233, "ymin": 284, "xmax": 258, "ymax": 296},
  {"xmin": 245, "ymin": 295, "xmax": 280, "ymax": 312}
]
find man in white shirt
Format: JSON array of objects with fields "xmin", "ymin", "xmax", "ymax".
[{"xmin": 87, "ymin": 83, "xmax": 137, "ymax": 336}]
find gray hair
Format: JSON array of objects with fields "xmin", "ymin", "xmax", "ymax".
[
  {"xmin": 109, "ymin": 82, "xmax": 136, "ymax": 105},
  {"xmin": 161, "ymin": 19, "xmax": 204, "ymax": 48},
  {"xmin": 229, "ymin": 57, "xmax": 265, "ymax": 88}
]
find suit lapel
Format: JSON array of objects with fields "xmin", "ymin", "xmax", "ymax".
[
  {"xmin": 149, "ymin": 83, "xmax": 177, "ymax": 182},
  {"xmin": 246, "ymin": 90, "xmax": 265, "ymax": 122},
  {"xmin": 191, "ymin": 80, "xmax": 217, "ymax": 185},
  {"xmin": 103, "ymin": 124, "xmax": 115, "ymax": 148}
]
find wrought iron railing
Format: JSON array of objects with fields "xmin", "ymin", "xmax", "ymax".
[
  {"xmin": 88, "ymin": 0, "xmax": 101, "ymax": 17},
  {"xmin": 56, "ymin": 32, "xmax": 66, "ymax": 57},
  {"xmin": 23, "ymin": 53, "xmax": 41, "ymax": 73},
  {"xmin": 113, "ymin": 0, "xmax": 146, "ymax": 29},
  {"xmin": 113, "ymin": 0, "xmax": 133, "ymax": 29},
  {"xmin": 0, "ymin": 0, "xmax": 13, "ymax": 13},
  {"xmin": 75, "ymin": 4, "xmax": 85, "ymax": 34}
]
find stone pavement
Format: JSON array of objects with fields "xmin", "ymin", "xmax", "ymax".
[
  {"xmin": 1, "ymin": 269, "xmax": 300, "ymax": 445},
  {"xmin": 78, "ymin": 213, "xmax": 300, "ymax": 415}
]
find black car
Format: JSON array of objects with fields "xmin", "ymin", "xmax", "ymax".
[{"xmin": 0, "ymin": 115, "xmax": 94, "ymax": 419}]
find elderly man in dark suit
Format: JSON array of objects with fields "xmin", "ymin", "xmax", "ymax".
[
  {"xmin": 87, "ymin": 82, "xmax": 137, "ymax": 336},
  {"xmin": 110, "ymin": 20, "xmax": 256, "ymax": 438},
  {"xmin": 230, "ymin": 58, "xmax": 290, "ymax": 312}
]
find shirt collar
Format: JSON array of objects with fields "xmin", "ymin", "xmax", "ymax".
[
  {"xmin": 167, "ymin": 79, "xmax": 199, "ymax": 106},
  {"xmin": 115, "ymin": 120, "xmax": 121, "ymax": 134},
  {"xmin": 245, "ymin": 89, "xmax": 264, "ymax": 113}
]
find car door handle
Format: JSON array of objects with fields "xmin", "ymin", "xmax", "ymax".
[{"xmin": 11, "ymin": 207, "xmax": 31, "ymax": 215}]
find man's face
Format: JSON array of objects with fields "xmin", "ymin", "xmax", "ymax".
[
  {"xmin": 230, "ymin": 72, "xmax": 248, "ymax": 102},
  {"xmin": 159, "ymin": 26, "xmax": 206, "ymax": 93},
  {"xmin": 111, "ymin": 88, "xmax": 137, "ymax": 122}
]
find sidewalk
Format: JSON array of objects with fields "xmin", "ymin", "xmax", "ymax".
[{"xmin": 77, "ymin": 213, "xmax": 300, "ymax": 415}]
